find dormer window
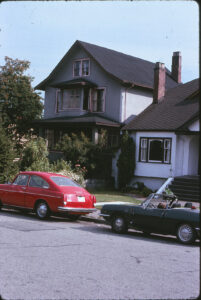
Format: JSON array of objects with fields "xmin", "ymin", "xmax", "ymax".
[{"xmin": 73, "ymin": 59, "xmax": 90, "ymax": 77}]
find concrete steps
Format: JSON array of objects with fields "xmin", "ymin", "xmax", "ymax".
[{"xmin": 169, "ymin": 176, "xmax": 200, "ymax": 202}]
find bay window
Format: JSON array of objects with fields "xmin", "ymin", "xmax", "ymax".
[
  {"xmin": 139, "ymin": 137, "xmax": 171, "ymax": 164},
  {"xmin": 56, "ymin": 89, "xmax": 81, "ymax": 110}
]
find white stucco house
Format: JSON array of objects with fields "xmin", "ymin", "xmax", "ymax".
[{"xmin": 121, "ymin": 62, "xmax": 199, "ymax": 195}]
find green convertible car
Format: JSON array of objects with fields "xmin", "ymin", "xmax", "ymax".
[{"xmin": 100, "ymin": 193, "xmax": 200, "ymax": 244}]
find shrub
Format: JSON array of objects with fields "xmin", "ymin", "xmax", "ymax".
[
  {"xmin": 50, "ymin": 159, "xmax": 85, "ymax": 186},
  {"xmin": 19, "ymin": 137, "xmax": 85, "ymax": 186},
  {"xmin": 20, "ymin": 137, "xmax": 50, "ymax": 171},
  {"xmin": 117, "ymin": 132, "xmax": 135, "ymax": 189},
  {"xmin": 142, "ymin": 186, "xmax": 153, "ymax": 197},
  {"xmin": 0, "ymin": 125, "xmax": 19, "ymax": 183}
]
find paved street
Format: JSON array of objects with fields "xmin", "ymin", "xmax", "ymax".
[{"xmin": 0, "ymin": 209, "xmax": 200, "ymax": 300}]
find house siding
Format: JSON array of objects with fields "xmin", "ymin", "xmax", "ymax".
[
  {"xmin": 120, "ymin": 88, "xmax": 152, "ymax": 123},
  {"xmin": 188, "ymin": 119, "xmax": 199, "ymax": 131},
  {"xmin": 133, "ymin": 131, "xmax": 176, "ymax": 179}
]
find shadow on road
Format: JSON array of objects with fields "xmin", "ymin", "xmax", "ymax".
[
  {"xmin": 1, "ymin": 208, "xmax": 199, "ymax": 247},
  {"xmin": 72, "ymin": 223, "xmax": 200, "ymax": 248},
  {"xmin": 0, "ymin": 208, "xmax": 77, "ymax": 223}
]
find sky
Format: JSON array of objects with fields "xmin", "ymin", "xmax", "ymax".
[{"xmin": 0, "ymin": 1, "xmax": 199, "ymax": 94}]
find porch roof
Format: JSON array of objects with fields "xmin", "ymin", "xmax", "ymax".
[
  {"xmin": 33, "ymin": 113, "xmax": 121, "ymax": 128},
  {"xmin": 50, "ymin": 78, "xmax": 97, "ymax": 89}
]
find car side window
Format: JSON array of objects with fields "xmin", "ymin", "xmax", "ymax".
[
  {"xmin": 29, "ymin": 175, "xmax": 49, "ymax": 189},
  {"xmin": 13, "ymin": 175, "xmax": 29, "ymax": 186}
]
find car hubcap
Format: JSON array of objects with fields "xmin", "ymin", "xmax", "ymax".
[
  {"xmin": 178, "ymin": 225, "xmax": 193, "ymax": 242},
  {"xmin": 115, "ymin": 218, "xmax": 124, "ymax": 230},
  {"xmin": 37, "ymin": 203, "xmax": 47, "ymax": 218}
]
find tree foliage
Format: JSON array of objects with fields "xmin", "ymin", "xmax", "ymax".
[
  {"xmin": 20, "ymin": 137, "xmax": 50, "ymax": 172},
  {"xmin": 56, "ymin": 130, "xmax": 113, "ymax": 179},
  {"xmin": 0, "ymin": 125, "xmax": 19, "ymax": 183},
  {"xmin": 19, "ymin": 137, "xmax": 85, "ymax": 186},
  {"xmin": 0, "ymin": 56, "xmax": 43, "ymax": 144},
  {"xmin": 117, "ymin": 131, "xmax": 135, "ymax": 189}
]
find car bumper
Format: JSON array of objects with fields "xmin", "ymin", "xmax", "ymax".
[
  {"xmin": 57, "ymin": 207, "xmax": 97, "ymax": 213},
  {"xmin": 100, "ymin": 213, "xmax": 110, "ymax": 217}
]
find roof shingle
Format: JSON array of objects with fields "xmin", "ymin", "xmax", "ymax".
[
  {"xmin": 35, "ymin": 40, "xmax": 178, "ymax": 90},
  {"xmin": 122, "ymin": 78, "xmax": 199, "ymax": 131}
]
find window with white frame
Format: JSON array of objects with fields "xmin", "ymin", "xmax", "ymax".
[
  {"xmin": 73, "ymin": 59, "xmax": 90, "ymax": 77},
  {"xmin": 91, "ymin": 88, "xmax": 105, "ymax": 112},
  {"xmin": 139, "ymin": 137, "xmax": 171, "ymax": 163}
]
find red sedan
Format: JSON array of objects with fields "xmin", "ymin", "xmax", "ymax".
[{"xmin": 0, "ymin": 171, "xmax": 96, "ymax": 220}]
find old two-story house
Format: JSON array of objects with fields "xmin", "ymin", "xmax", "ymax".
[
  {"xmin": 34, "ymin": 40, "xmax": 179, "ymax": 150},
  {"xmin": 119, "ymin": 61, "xmax": 200, "ymax": 201}
]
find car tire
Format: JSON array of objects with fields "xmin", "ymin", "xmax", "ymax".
[
  {"xmin": 36, "ymin": 201, "xmax": 50, "ymax": 220},
  {"xmin": 112, "ymin": 216, "xmax": 128, "ymax": 234},
  {"xmin": 0, "ymin": 201, "xmax": 2, "ymax": 211},
  {"xmin": 67, "ymin": 215, "xmax": 80, "ymax": 221},
  {"xmin": 177, "ymin": 224, "xmax": 195, "ymax": 244}
]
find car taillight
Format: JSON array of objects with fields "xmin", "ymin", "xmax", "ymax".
[
  {"xmin": 92, "ymin": 195, "xmax": 96, "ymax": 204},
  {"xmin": 64, "ymin": 194, "xmax": 73, "ymax": 202},
  {"xmin": 191, "ymin": 206, "xmax": 196, "ymax": 209}
]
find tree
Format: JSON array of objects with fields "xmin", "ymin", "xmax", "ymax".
[
  {"xmin": 117, "ymin": 131, "xmax": 135, "ymax": 189},
  {"xmin": 20, "ymin": 137, "xmax": 50, "ymax": 171},
  {"xmin": 0, "ymin": 125, "xmax": 18, "ymax": 183},
  {"xmin": 0, "ymin": 56, "xmax": 43, "ymax": 145},
  {"xmin": 56, "ymin": 132, "xmax": 92, "ymax": 169}
]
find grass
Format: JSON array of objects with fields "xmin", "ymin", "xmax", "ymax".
[{"xmin": 88, "ymin": 189, "xmax": 143, "ymax": 205}]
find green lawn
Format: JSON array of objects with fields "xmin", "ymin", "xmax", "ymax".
[{"xmin": 88, "ymin": 190, "xmax": 143, "ymax": 205}]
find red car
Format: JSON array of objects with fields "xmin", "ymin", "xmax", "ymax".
[{"xmin": 0, "ymin": 171, "xmax": 96, "ymax": 220}]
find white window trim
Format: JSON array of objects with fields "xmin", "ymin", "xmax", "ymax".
[
  {"xmin": 139, "ymin": 137, "xmax": 172, "ymax": 164},
  {"xmin": 73, "ymin": 58, "xmax": 90, "ymax": 77}
]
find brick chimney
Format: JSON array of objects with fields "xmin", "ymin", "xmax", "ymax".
[
  {"xmin": 171, "ymin": 51, "xmax": 182, "ymax": 83},
  {"xmin": 153, "ymin": 62, "xmax": 166, "ymax": 104}
]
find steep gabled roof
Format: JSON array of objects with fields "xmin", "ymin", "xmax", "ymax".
[
  {"xmin": 35, "ymin": 40, "xmax": 178, "ymax": 91},
  {"xmin": 122, "ymin": 78, "xmax": 199, "ymax": 132}
]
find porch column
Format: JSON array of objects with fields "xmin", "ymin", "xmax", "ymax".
[{"xmin": 92, "ymin": 127, "xmax": 99, "ymax": 144}]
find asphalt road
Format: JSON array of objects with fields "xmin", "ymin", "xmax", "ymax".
[{"xmin": 0, "ymin": 209, "xmax": 200, "ymax": 300}]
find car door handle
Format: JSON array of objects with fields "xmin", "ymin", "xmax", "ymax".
[{"xmin": 21, "ymin": 186, "xmax": 26, "ymax": 190}]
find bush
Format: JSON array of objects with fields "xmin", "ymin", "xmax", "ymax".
[
  {"xmin": 142, "ymin": 186, "xmax": 153, "ymax": 197},
  {"xmin": 20, "ymin": 137, "xmax": 50, "ymax": 171},
  {"xmin": 0, "ymin": 125, "xmax": 19, "ymax": 183},
  {"xmin": 117, "ymin": 132, "xmax": 135, "ymax": 189},
  {"xmin": 50, "ymin": 159, "xmax": 85, "ymax": 186},
  {"xmin": 20, "ymin": 138, "xmax": 85, "ymax": 186},
  {"xmin": 56, "ymin": 130, "xmax": 113, "ymax": 180}
]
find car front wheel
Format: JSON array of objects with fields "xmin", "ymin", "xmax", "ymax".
[
  {"xmin": 177, "ymin": 224, "xmax": 195, "ymax": 244},
  {"xmin": 112, "ymin": 216, "xmax": 128, "ymax": 234},
  {"xmin": 36, "ymin": 201, "xmax": 50, "ymax": 220}
]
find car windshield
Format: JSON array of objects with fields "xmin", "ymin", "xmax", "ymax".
[{"xmin": 50, "ymin": 176, "xmax": 80, "ymax": 187}]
